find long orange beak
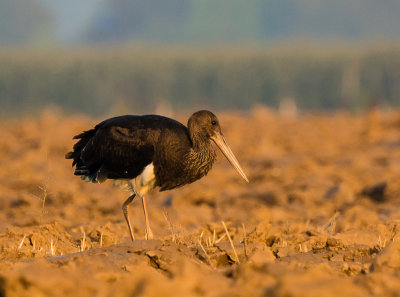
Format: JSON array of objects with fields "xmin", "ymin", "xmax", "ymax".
[{"xmin": 211, "ymin": 132, "xmax": 249, "ymax": 183}]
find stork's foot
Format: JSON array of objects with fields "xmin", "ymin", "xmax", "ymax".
[
  {"xmin": 128, "ymin": 228, "xmax": 135, "ymax": 242},
  {"xmin": 145, "ymin": 227, "xmax": 154, "ymax": 240},
  {"xmin": 141, "ymin": 195, "xmax": 154, "ymax": 240}
]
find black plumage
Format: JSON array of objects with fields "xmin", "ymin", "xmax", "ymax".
[{"xmin": 66, "ymin": 110, "xmax": 248, "ymax": 241}]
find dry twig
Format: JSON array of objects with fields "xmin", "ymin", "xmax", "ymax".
[
  {"xmin": 50, "ymin": 239, "xmax": 55, "ymax": 255},
  {"xmin": 80, "ymin": 227, "xmax": 86, "ymax": 252},
  {"xmin": 322, "ymin": 211, "xmax": 340, "ymax": 234},
  {"xmin": 163, "ymin": 209, "xmax": 179, "ymax": 243},
  {"xmin": 242, "ymin": 223, "xmax": 247, "ymax": 259}
]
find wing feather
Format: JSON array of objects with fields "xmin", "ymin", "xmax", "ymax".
[{"xmin": 80, "ymin": 118, "xmax": 157, "ymax": 179}]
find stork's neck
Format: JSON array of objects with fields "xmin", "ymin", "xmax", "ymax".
[
  {"xmin": 186, "ymin": 131, "xmax": 216, "ymax": 177},
  {"xmin": 190, "ymin": 130, "xmax": 209, "ymax": 150}
]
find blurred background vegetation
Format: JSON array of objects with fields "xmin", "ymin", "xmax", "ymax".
[{"xmin": 0, "ymin": 0, "xmax": 399, "ymax": 116}]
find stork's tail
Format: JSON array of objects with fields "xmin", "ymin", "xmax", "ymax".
[{"xmin": 66, "ymin": 128, "xmax": 101, "ymax": 182}]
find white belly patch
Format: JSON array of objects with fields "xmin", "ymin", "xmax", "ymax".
[{"xmin": 113, "ymin": 163, "xmax": 156, "ymax": 197}]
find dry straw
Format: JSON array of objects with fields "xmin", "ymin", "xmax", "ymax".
[
  {"xmin": 80, "ymin": 227, "xmax": 86, "ymax": 252},
  {"xmin": 198, "ymin": 239, "xmax": 214, "ymax": 269},
  {"xmin": 222, "ymin": 221, "xmax": 240, "ymax": 264},
  {"xmin": 18, "ymin": 234, "xmax": 26, "ymax": 249}
]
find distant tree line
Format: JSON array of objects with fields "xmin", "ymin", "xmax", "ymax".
[{"xmin": 0, "ymin": 45, "xmax": 399, "ymax": 117}]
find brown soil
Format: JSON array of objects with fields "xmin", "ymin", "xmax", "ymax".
[{"xmin": 1, "ymin": 107, "xmax": 400, "ymax": 296}]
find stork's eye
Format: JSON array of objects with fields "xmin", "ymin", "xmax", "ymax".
[{"xmin": 211, "ymin": 120, "xmax": 217, "ymax": 126}]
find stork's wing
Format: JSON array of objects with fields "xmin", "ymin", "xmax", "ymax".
[
  {"xmin": 80, "ymin": 123, "xmax": 156, "ymax": 180},
  {"xmin": 67, "ymin": 115, "xmax": 160, "ymax": 182},
  {"xmin": 67, "ymin": 114, "xmax": 190, "ymax": 182}
]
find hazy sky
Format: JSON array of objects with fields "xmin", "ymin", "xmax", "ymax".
[
  {"xmin": 37, "ymin": 0, "xmax": 103, "ymax": 43},
  {"xmin": 4, "ymin": 0, "xmax": 400, "ymax": 45}
]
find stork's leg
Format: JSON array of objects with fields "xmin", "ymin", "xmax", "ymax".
[
  {"xmin": 141, "ymin": 195, "xmax": 154, "ymax": 240},
  {"xmin": 122, "ymin": 194, "xmax": 136, "ymax": 242}
]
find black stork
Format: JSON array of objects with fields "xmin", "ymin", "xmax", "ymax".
[{"xmin": 66, "ymin": 110, "xmax": 248, "ymax": 241}]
